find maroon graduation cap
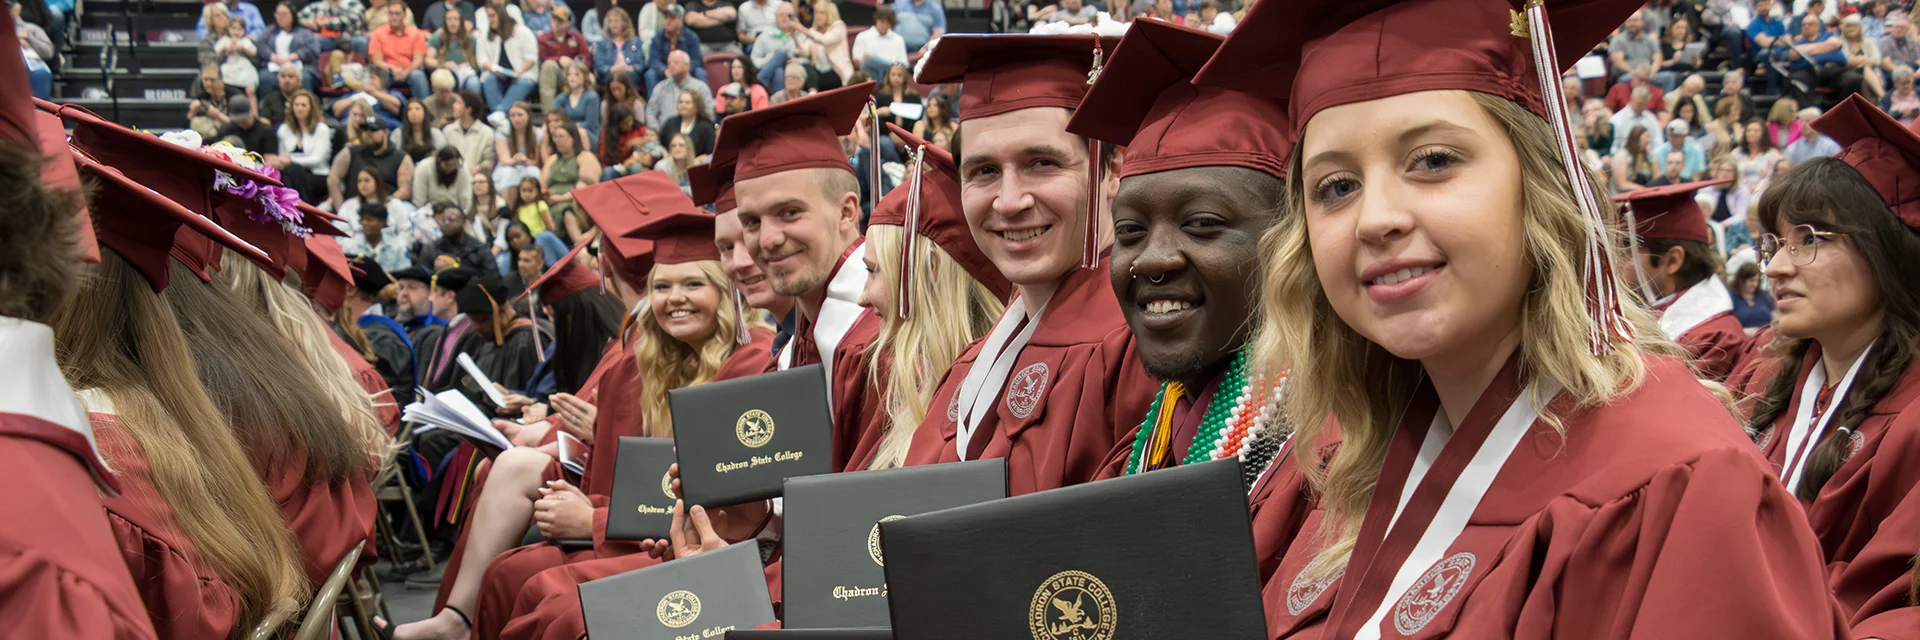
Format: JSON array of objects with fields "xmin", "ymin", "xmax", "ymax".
[
  {"xmin": 573, "ymin": 171, "xmax": 703, "ymax": 288},
  {"xmin": 1815, "ymin": 94, "xmax": 1920, "ymax": 232},
  {"xmin": 710, "ymin": 82, "xmax": 874, "ymax": 185},
  {"xmin": 65, "ymin": 147, "xmax": 272, "ymax": 291},
  {"xmin": 1612, "ymin": 179, "xmax": 1729, "ymax": 244},
  {"xmin": 521, "ymin": 243, "xmax": 603, "ymax": 304},
  {"xmin": 914, "ymin": 34, "xmax": 1122, "ymax": 122},
  {"xmin": 689, "ymin": 160, "xmax": 737, "ymax": 213},
  {"xmin": 299, "ymin": 235, "xmax": 353, "ymax": 314},
  {"xmin": 874, "ymin": 123, "xmax": 1010, "ymax": 319}
]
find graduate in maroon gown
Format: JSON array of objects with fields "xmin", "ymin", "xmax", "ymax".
[
  {"xmin": 1195, "ymin": 0, "xmax": 1847, "ymax": 636},
  {"xmin": 43, "ymin": 112, "xmax": 310, "ymax": 639},
  {"xmin": 903, "ymin": 34, "xmax": 1159, "ymax": 495},
  {"xmin": 1743, "ymin": 95, "xmax": 1920, "ymax": 638},
  {"xmin": 1062, "ymin": 19, "xmax": 1315, "ymax": 585},
  {"xmin": 0, "ymin": 23, "xmax": 157, "ymax": 638},
  {"xmin": 1615, "ymin": 180, "xmax": 1751, "ymax": 381}
]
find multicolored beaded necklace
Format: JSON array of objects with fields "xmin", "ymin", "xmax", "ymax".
[{"xmin": 1123, "ymin": 350, "xmax": 1287, "ymax": 487}]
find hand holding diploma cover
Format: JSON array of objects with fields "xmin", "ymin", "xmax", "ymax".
[
  {"xmin": 403, "ymin": 387, "xmax": 514, "ymax": 452},
  {"xmin": 782, "ymin": 459, "xmax": 1008, "ymax": 629},
  {"xmin": 671, "ymin": 364, "xmax": 835, "ymax": 507},
  {"xmin": 878, "ymin": 459, "xmax": 1266, "ymax": 640},
  {"xmin": 606, "ymin": 436, "xmax": 681, "ymax": 541}
]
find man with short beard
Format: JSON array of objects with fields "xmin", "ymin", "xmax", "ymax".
[
  {"xmin": 415, "ymin": 202, "xmax": 491, "ymax": 272},
  {"xmin": 411, "ymin": 148, "xmax": 475, "ymax": 214},
  {"xmin": 902, "ymin": 34, "xmax": 1159, "ymax": 496},
  {"xmin": 391, "ymin": 265, "xmax": 479, "ymax": 392},
  {"xmin": 1065, "ymin": 20, "xmax": 1310, "ymax": 585}
]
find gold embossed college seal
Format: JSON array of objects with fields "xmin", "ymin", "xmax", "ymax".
[
  {"xmin": 1028, "ymin": 570, "xmax": 1116, "ymax": 640},
  {"xmin": 656, "ymin": 590, "xmax": 702, "ymax": 628},
  {"xmin": 867, "ymin": 515, "xmax": 906, "ymax": 566},
  {"xmin": 735, "ymin": 409, "xmax": 775, "ymax": 448},
  {"xmin": 660, "ymin": 470, "xmax": 676, "ymax": 499}
]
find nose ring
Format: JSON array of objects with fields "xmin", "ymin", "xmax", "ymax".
[{"xmin": 1130, "ymin": 266, "xmax": 1165, "ymax": 284}]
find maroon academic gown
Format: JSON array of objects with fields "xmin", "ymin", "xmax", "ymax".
[
  {"xmin": 904, "ymin": 258, "xmax": 1157, "ymax": 495},
  {"xmin": 1262, "ymin": 356, "xmax": 1845, "ymax": 639},
  {"xmin": 461, "ymin": 335, "xmax": 646, "ymax": 639},
  {"xmin": 262, "ymin": 449, "xmax": 379, "ymax": 588},
  {"xmin": 497, "ymin": 332, "xmax": 781, "ymax": 640},
  {"xmin": 1754, "ymin": 344, "xmax": 1920, "ymax": 638},
  {"xmin": 328, "ymin": 329, "xmax": 402, "ymax": 436},
  {"xmin": 91, "ymin": 411, "xmax": 244, "ymax": 640},
  {"xmin": 1654, "ymin": 277, "xmax": 1749, "ymax": 381},
  {"xmin": 0, "ymin": 322, "xmax": 158, "ymax": 640}
]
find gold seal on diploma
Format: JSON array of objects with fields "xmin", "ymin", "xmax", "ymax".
[
  {"xmin": 867, "ymin": 515, "xmax": 906, "ymax": 566},
  {"xmin": 1028, "ymin": 570, "xmax": 1116, "ymax": 640},
  {"xmin": 661, "ymin": 470, "xmax": 676, "ymax": 499},
  {"xmin": 657, "ymin": 590, "xmax": 702, "ymax": 628},
  {"xmin": 736, "ymin": 409, "xmax": 775, "ymax": 448}
]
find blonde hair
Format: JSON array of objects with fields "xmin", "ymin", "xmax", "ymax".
[
  {"xmin": 633, "ymin": 260, "xmax": 753, "ymax": 436},
  {"xmin": 812, "ymin": 0, "xmax": 840, "ymax": 27},
  {"xmin": 219, "ymin": 252, "xmax": 395, "ymax": 480},
  {"xmin": 862, "ymin": 225, "xmax": 1004, "ymax": 469},
  {"xmin": 52, "ymin": 251, "xmax": 306, "ymax": 637},
  {"xmin": 1257, "ymin": 92, "xmax": 1668, "ymax": 578}
]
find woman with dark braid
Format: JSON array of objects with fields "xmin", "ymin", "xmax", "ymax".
[{"xmin": 1744, "ymin": 95, "xmax": 1920, "ymax": 637}]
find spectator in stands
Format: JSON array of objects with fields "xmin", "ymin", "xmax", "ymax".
[
  {"xmin": 1766, "ymin": 96, "xmax": 1804, "ymax": 147},
  {"xmin": 1612, "ymin": 124, "xmax": 1657, "ymax": 192},
  {"xmin": 891, "ymin": 0, "xmax": 943, "ymax": 52},
  {"xmin": 1783, "ymin": 106, "xmax": 1841, "ymax": 164},
  {"xmin": 342, "ymin": 200, "xmax": 415, "ymax": 271},
  {"xmin": 1647, "ymin": 150, "xmax": 1685, "ymax": 187},
  {"xmin": 427, "ymin": 8, "xmax": 483, "ymax": 94},
  {"xmin": 647, "ymin": 4, "xmax": 705, "ymax": 89},
  {"xmin": 474, "ymin": 0, "xmax": 523, "ymax": 39},
  {"xmin": 331, "ymin": 60, "xmax": 409, "ymax": 129},
  {"xmin": 365, "ymin": 0, "xmax": 417, "ymax": 33},
  {"xmin": 1578, "ymin": 98, "xmax": 1613, "ymax": 154},
  {"xmin": 1141, "ymin": 0, "xmax": 1177, "ymax": 22},
  {"xmin": 1747, "ymin": 0, "xmax": 1789, "ymax": 92},
  {"xmin": 412, "ymin": 146, "xmax": 475, "ymax": 213},
  {"xmin": 1790, "ymin": 0, "xmax": 1826, "ymax": 33},
  {"xmin": 750, "ymin": 1, "xmax": 800, "ymax": 87},
  {"xmin": 1668, "ymin": 73, "xmax": 1708, "ymax": 123},
  {"xmin": 657, "ymin": 86, "xmax": 716, "ymax": 157},
  {"xmin": 552, "ymin": 63, "xmax": 601, "ymax": 141},
  {"xmin": 493, "ymin": 102, "xmax": 546, "ymax": 191},
  {"xmin": 1784, "ymin": 12, "xmax": 1859, "ymax": 108},
  {"xmin": 478, "ymin": 6, "xmax": 540, "ymax": 112},
  {"xmin": 523, "ymin": 0, "xmax": 564, "ymax": 33},
  {"xmin": 537, "ymin": 6, "xmax": 592, "ymax": 109},
  {"xmin": 652, "ymin": 131, "xmax": 694, "ymax": 194},
  {"xmin": 331, "ymin": 117, "xmax": 415, "ymax": 209},
  {"xmin": 1610, "ymin": 10, "xmax": 1663, "ymax": 86},
  {"xmin": 472, "ymin": 173, "xmax": 508, "ymax": 244},
  {"xmin": 276, "ymin": 89, "xmax": 334, "ymax": 203},
  {"xmin": 545, "ymin": 122, "xmax": 600, "ymax": 240},
  {"xmin": 198, "ymin": 0, "xmax": 265, "ymax": 38},
  {"xmin": 599, "ymin": 104, "xmax": 659, "ymax": 180},
  {"xmin": 853, "ymin": 6, "xmax": 909, "ymax": 83},
  {"xmin": 368, "ymin": 3, "xmax": 430, "ymax": 102},
  {"xmin": 1881, "ymin": 15, "xmax": 1917, "ymax": 71},
  {"xmin": 213, "ymin": 18, "xmax": 261, "ymax": 94},
  {"xmin": 189, "ymin": 62, "xmax": 247, "ymax": 140},
  {"xmin": 398, "ymin": 100, "xmax": 446, "ymax": 162},
  {"xmin": 511, "ymin": 177, "xmax": 559, "ymax": 245},
  {"xmin": 737, "ymin": 0, "xmax": 782, "ymax": 49},
  {"xmin": 1195, "ymin": 0, "xmax": 1234, "ymax": 34},
  {"xmin": 718, "ymin": 56, "xmax": 768, "ymax": 114},
  {"xmin": 443, "ymin": 90, "xmax": 497, "ymax": 173},
  {"xmin": 1728, "ymin": 263, "xmax": 1774, "ymax": 329},
  {"xmin": 331, "ymin": 99, "xmax": 373, "ymax": 162},
  {"xmin": 686, "ymin": 0, "xmax": 741, "ymax": 55},
  {"xmin": 794, "ymin": 0, "xmax": 850, "ymax": 89},
  {"xmin": 425, "ymin": 0, "xmax": 476, "ymax": 32},
  {"xmin": 1839, "ymin": 14, "xmax": 1886, "ymax": 100},
  {"xmin": 1650, "ymin": 119, "xmax": 1705, "ymax": 183},
  {"xmin": 1043, "ymin": 0, "xmax": 1097, "ymax": 26},
  {"xmin": 299, "ymin": 0, "xmax": 368, "ymax": 52},
  {"xmin": 770, "ymin": 60, "xmax": 809, "ymax": 104},
  {"xmin": 1733, "ymin": 119, "xmax": 1782, "ymax": 187},
  {"xmin": 11, "ymin": 0, "xmax": 51, "ymax": 75},
  {"xmin": 637, "ymin": 0, "xmax": 669, "ymax": 43},
  {"xmin": 257, "ymin": 3, "xmax": 320, "ymax": 94},
  {"xmin": 645, "ymin": 49, "xmax": 714, "ymax": 129},
  {"xmin": 217, "ymin": 95, "xmax": 277, "ymax": 154},
  {"xmin": 1704, "ymin": 96, "xmax": 1743, "ymax": 158},
  {"xmin": 337, "ymin": 163, "xmax": 421, "ymax": 232},
  {"xmin": 1886, "ymin": 65, "xmax": 1920, "ymax": 125},
  {"xmin": 913, "ymin": 93, "xmax": 953, "ymax": 142},
  {"xmin": 258, "ymin": 67, "xmax": 303, "ymax": 126},
  {"xmin": 418, "ymin": 68, "xmax": 459, "ymax": 125},
  {"xmin": 1655, "ymin": 16, "xmax": 1701, "ymax": 90},
  {"xmin": 601, "ymin": 72, "xmax": 646, "ymax": 127},
  {"xmin": 500, "ymin": 220, "xmax": 561, "ymax": 277},
  {"xmin": 593, "ymin": 7, "xmax": 644, "ymax": 88},
  {"xmin": 418, "ymin": 203, "xmax": 493, "ymax": 270},
  {"xmin": 1604, "ymin": 64, "xmax": 1666, "ymax": 112},
  {"xmin": 1717, "ymin": 68, "xmax": 1756, "ymax": 120},
  {"xmin": 1698, "ymin": 158, "xmax": 1752, "ymax": 223},
  {"xmin": 1608, "ymin": 85, "xmax": 1661, "ymax": 154},
  {"xmin": 871, "ymin": 62, "xmax": 920, "ymax": 129},
  {"xmin": 199, "ymin": 5, "xmax": 234, "ymax": 66}
]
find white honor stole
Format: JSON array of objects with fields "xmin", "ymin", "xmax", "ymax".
[
  {"xmin": 0, "ymin": 318, "xmax": 117, "ymax": 492},
  {"xmin": 1780, "ymin": 342, "xmax": 1875, "ymax": 494},
  {"xmin": 777, "ymin": 243, "xmax": 870, "ymax": 398},
  {"xmin": 1656, "ymin": 277, "xmax": 1736, "ymax": 340},
  {"xmin": 952, "ymin": 289, "xmax": 1056, "ymax": 461}
]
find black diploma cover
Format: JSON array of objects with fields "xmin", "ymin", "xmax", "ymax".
[
  {"xmin": 783, "ymin": 459, "xmax": 1008, "ymax": 629},
  {"xmin": 579, "ymin": 541, "xmax": 778, "ymax": 640},
  {"xmin": 671, "ymin": 364, "xmax": 834, "ymax": 507},
  {"xmin": 605, "ymin": 436, "xmax": 679, "ymax": 541},
  {"xmin": 726, "ymin": 630, "xmax": 893, "ymax": 639},
  {"xmin": 877, "ymin": 458, "xmax": 1266, "ymax": 640}
]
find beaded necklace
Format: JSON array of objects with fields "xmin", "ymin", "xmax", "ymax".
[{"xmin": 1123, "ymin": 350, "xmax": 1287, "ymax": 487}]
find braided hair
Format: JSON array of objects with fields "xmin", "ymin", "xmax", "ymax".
[{"xmin": 1747, "ymin": 158, "xmax": 1920, "ymax": 501}]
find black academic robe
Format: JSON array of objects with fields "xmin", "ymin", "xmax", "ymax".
[
  {"xmin": 361, "ymin": 317, "xmax": 418, "ymax": 407},
  {"xmin": 411, "ymin": 322, "xmax": 453, "ymax": 390},
  {"xmin": 453, "ymin": 318, "xmax": 551, "ymax": 409}
]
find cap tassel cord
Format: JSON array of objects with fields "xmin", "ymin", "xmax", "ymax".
[
  {"xmin": 1084, "ymin": 139, "xmax": 1104, "ymax": 270},
  {"xmin": 734, "ymin": 289, "xmax": 753, "ymax": 346},
  {"xmin": 868, "ymin": 100, "xmax": 884, "ymax": 210},
  {"xmin": 1523, "ymin": 0, "xmax": 1629, "ymax": 353},
  {"xmin": 481, "ymin": 285, "xmax": 506, "ymax": 346},
  {"xmin": 529, "ymin": 290, "xmax": 548, "ymax": 362},
  {"xmin": 897, "ymin": 145, "xmax": 927, "ymax": 320}
]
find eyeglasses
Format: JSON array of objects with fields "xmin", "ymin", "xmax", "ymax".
[{"xmin": 1757, "ymin": 224, "xmax": 1843, "ymax": 267}]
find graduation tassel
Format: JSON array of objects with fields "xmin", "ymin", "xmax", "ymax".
[
  {"xmin": 867, "ymin": 100, "xmax": 884, "ymax": 210},
  {"xmin": 529, "ymin": 290, "xmax": 547, "ymax": 362},
  {"xmin": 1083, "ymin": 138, "xmax": 1104, "ymax": 270},
  {"xmin": 896, "ymin": 144, "xmax": 926, "ymax": 320},
  {"xmin": 734, "ymin": 289, "xmax": 753, "ymax": 346},
  {"xmin": 480, "ymin": 285, "xmax": 506, "ymax": 346},
  {"xmin": 1518, "ymin": 0, "xmax": 1629, "ymax": 354}
]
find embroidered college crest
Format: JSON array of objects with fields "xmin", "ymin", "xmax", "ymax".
[
  {"xmin": 1755, "ymin": 426, "xmax": 1775, "ymax": 450},
  {"xmin": 1028, "ymin": 570, "xmax": 1117, "ymax": 640},
  {"xmin": 1285, "ymin": 554, "xmax": 1343, "ymax": 616},
  {"xmin": 1850, "ymin": 429, "xmax": 1866, "ymax": 455},
  {"xmin": 1007, "ymin": 363, "xmax": 1050, "ymax": 419},
  {"xmin": 1392, "ymin": 553, "xmax": 1475, "ymax": 635},
  {"xmin": 946, "ymin": 392, "xmax": 961, "ymax": 422}
]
